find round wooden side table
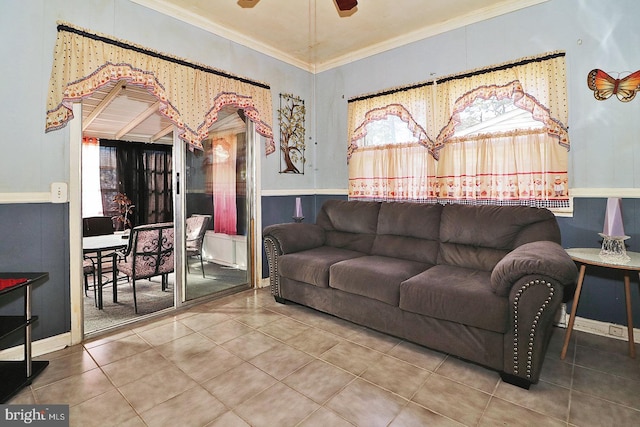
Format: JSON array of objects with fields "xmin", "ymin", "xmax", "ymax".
[{"xmin": 560, "ymin": 247, "xmax": 640, "ymax": 359}]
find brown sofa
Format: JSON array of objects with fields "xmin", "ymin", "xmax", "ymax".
[{"xmin": 263, "ymin": 200, "xmax": 578, "ymax": 388}]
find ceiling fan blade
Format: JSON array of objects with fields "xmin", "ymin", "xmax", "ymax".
[{"xmin": 336, "ymin": 0, "xmax": 358, "ymax": 11}]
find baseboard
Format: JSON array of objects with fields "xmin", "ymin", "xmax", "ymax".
[
  {"xmin": 572, "ymin": 316, "xmax": 639, "ymax": 341},
  {"xmin": 0, "ymin": 333, "xmax": 71, "ymax": 360},
  {"xmin": 557, "ymin": 304, "xmax": 639, "ymax": 341}
]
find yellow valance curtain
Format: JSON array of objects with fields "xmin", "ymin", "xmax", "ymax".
[{"xmin": 46, "ymin": 23, "xmax": 275, "ymax": 153}]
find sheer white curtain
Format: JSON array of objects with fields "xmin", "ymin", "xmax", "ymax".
[{"xmin": 81, "ymin": 137, "xmax": 103, "ymax": 217}]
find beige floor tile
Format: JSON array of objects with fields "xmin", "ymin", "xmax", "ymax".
[
  {"xmin": 389, "ymin": 402, "xmax": 465, "ymax": 427},
  {"xmin": 176, "ymin": 311, "xmax": 232, "ymax": 331},
  {"xmin": 199, "ymin": 319, "xmax": 254, "ymax": 344},
  {"xmin": 117, "ymin": 366, "xmax": 198, "ymax": 413},
  {"xmin": 412, "ymin": 374, "xmax": 490, "ymax": 426},
  {"xmin": 221, "ymin": 330, "xmax": 280, "ymax": 359},
  {"xmin": 34, "ymin": 368, "xmax": 115, "ymax": 407},
  {"xmin": 258, "ymin": 316, "xmax": 311, "ymax": 341},
  {"xmin": 249, "ymin": 342, "xmax": 314, "ymax": 380},
  {"xmin": 140, "ymin": 385, "xmax": 226, "ymax": 427},
  {"xmin": 326, "ymin": 378, "xmax": 407, "ymax": 427},
  {"xmin": 539, "ymin": 356, "xmax": 574, "ymax": 388},
  {"xmin": 572, "ymin": 365, "xmax": 640, "ymax": 409},
  {"xmin": 19, "ymin": 287, "xmax": 640, "ymax": 427},
  {"xmin": 347, "ymin": 327, "xmax": 402, "ymax": 353},
  {"xmin": 320, "ymin": 340, "xmax": 383, "ymax": 375},
  {"xmin": 435, "ymin": 356, "xmax": 499, "ymax": 393},
  {"xmin": 479, "ymin": 396, "xmax": 566, "ymax": 427},
  {"xmin": 299, "ymin": 407, "xmax": 355, "ymax": 427},
  {"xmin": 494, "ymin": 378, "xmax": 570, "ymax": 420},
  {"xmin": 115, "ymin": 416, "xmax": 147, "ymax": 427},
  {"xmin": 172, "ymin": 345, "xmax": 244, "ymax": 382},
  {"xmin": 202, "ymin": 362, "xmax": 277, "ymax": 408},
  {"xmin": 206, "ymin": 411, "xmax": 251, "ymax": 427},
  {"xmin": 309, "ymin": 315, "xmax": 364, "ymax": 339},
  {"xmin": 84, "ymin": 329, "xmax": 135, "ymax": 349},
  {"xmin": 35, "ymin": 343, "xmax": 85, "ymax": 360},
  {"xmin": 233, "ymin": 307, "xmax": 284, "ymax": 328},
  {"xmin": 574, "ymin": 344, "xmax": 640, "ymax": 381},
  {"xmin": 569, "ymin": 390, "xmax": 640, "ymax": 427},
  {"xmin": 386, "ymin": 341, "xmax": 447, "ymax": 372},
  {"xmin": 575, "ymin": 329, "xmax": 640, "ymax": 356},
  {"xmin": 69, "ymin": 388, "xmax": 138, "ymax": 427},
  {"xmin": 101, "ymin": 348, "xmax": 171, "ymax": 387},
  {"xmin": 285, "ymin": 327, "xmax": 342, "ymax": 356},
  {"xmin": 86, "ymin": 333, "xmax": 152, "ymax": 366},
  {"xmin": 131, "ymin": 314, "xmax": 180, "ymax": 334},
  {"xmin": 361, "ymin": 353, "xmax": 431, "ymax": 398},
  {"xmin": 31, "ymin": 349, "xmax": 98, "ymax": 388},
  {"xmin": 234, "ymin": 382, "xmax": 319, "ymax": 427},
  {"xmin": 276, "ymin": 303, "xmax": 333, "ymax": 325},
  {"xmin": 154, "ymin": 331, "xmax": 218, "ymax": 363},
  {"xmin": 283, "ymin": 359, "xmax": 355, "ymax": 404},
  {"xmin": 136, "ymin": 321, "xmax": 195, "ymax": 346}
]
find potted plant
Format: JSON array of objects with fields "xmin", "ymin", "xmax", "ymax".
[{"xmin": 112, "ymin": 193, "xmax": 135, "ymax": 233}]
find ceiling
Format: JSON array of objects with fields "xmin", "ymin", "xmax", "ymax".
[
  {"xmin": 132, "ymin": 0, "xmax": 547, "ymax": 72},
  {"xmin": 83, "ymin": 0, "xmax": 547, "ymax": 144}
]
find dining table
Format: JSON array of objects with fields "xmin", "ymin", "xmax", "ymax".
[{"xmin": 83, "ymin": 233, "xmax": 128, "ymax": 309}]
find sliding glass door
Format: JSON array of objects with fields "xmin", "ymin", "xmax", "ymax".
[{"xmin": 183, "ymin": 107, "xmax": 250, "ymax": 300}]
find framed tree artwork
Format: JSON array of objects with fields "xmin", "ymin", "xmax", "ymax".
[{"xmin": 278, "ymin": 93, "xmax": 306, "ymax": 174}]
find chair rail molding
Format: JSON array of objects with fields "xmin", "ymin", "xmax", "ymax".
[
  {"xmin": 0, "ymin": 192, "xmax": 55, "ymax": 204},
  {"xmin": 570, "ymin": 188, "xmax": 640, "ymax": 198}
]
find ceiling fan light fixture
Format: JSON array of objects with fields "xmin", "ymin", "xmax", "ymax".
[
  {"xmin": 237, "ymin": 0, "xmax": 260, "ymax": 8},
  {"xmin": 336, "ymin": 0, "xmax": 357, "ymax": 11}
]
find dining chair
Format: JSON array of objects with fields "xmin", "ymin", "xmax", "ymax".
[
  {"xmin": 82, "ymin": 216, "xmax": 115, "ymax": 237},
  {"xmin": 82, "ymin": 257, "xmax": 95, "ymax": 297},
  {"xmin": 83, "ymin": 216, "xmax": 117, "ymax": 298},
  {"xmin": 185, "ymin": 214, "xmax": 212, "ymax": 277},
  {"xmin": 116, "ymin": 222, "xmax": 174, "ymax": 313}
]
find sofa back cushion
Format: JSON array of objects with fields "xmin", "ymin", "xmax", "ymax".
[
  {"xmin": 316, "ymin": 199, "xmax": 381, "ymax": 253},
  {"xmin": 371, "ymin": 202, "xmax": 442, "ymax": 264},
  {"xmin": 438, "ymin": 204, "xmax": 561, "ymax": 271}
]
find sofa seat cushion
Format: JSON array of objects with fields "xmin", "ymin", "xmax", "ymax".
[
  {"xmin": 329, "ymin": 256, "xmax": 431, "ymax": 306},
  {"xmin": 399, "ymin": 265, "xmax": 508, "ymax": 333},
  {"xmin": 279, "ymin": 246, "xmax": 365, "ymax": 288}
]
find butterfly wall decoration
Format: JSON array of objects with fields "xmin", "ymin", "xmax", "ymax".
[{"xmin": 587, "ymin": 69, "xmax": 640, "ymax": 102}]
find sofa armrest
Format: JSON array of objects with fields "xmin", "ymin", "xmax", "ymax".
[
  {"xmin": 491, "ymin": 241, "xmax": 578, "ymax": 297},
  {"xmin": 502, "ymin": 273, "xmax": 566, "ymax": 386},
  {"xmin": 263, "ymin": 223, "xmax": 325, "ymax": 300},
  {"xmin": 263, "ymin": 223, "xmax": 325, "ymax": 254}
]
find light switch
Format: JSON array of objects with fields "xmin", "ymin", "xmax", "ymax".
[{"xmin": 51, "ymin": 182, "xmax": 68, "ymax": 203}]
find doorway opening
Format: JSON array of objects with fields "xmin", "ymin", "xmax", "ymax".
[{"xmin": 78, "ymin": 83, "xmax": 254, "ymax": 336}]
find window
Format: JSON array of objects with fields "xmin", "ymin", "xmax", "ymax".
[
  {"xmin": 361, "ymin": 114, "xmax": 420, "ymax": 147},
  {"xmin": 82, "ymin": 138, "xmax": 173, "ymax": 228},
  {"xmin": 454, "ymin": 96, "xmax": 544, "ymax": 137},
  {"xmin": 347, "ymin": 52, "xmax": 570, "ymax": 209}
]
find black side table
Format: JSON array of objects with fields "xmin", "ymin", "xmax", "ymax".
[{"xmin": 0, "ymin": 272, "xmax": 49, "ymax": 403}]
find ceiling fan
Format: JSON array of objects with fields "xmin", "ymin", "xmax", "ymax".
[
  {"xmin": 336, "ymin": 0, "xmax": 358, "ymax": 11},
  {"xmin": 238, "ymin": 0, "xmax": 357, "ymax": 13}
]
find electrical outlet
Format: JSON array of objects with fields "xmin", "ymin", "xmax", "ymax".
[
  {"xmin": 51, "ymin": 182, "xmax": 68, "ymax": 203},
  {"xmin": 609, "ymin": 325, "xmax": 623, "ymax": 337}
]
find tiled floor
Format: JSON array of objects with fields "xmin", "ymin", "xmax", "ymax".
[{"xmin": 10, "ymin": 288, "xmax": 640, "ymax": 426}]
